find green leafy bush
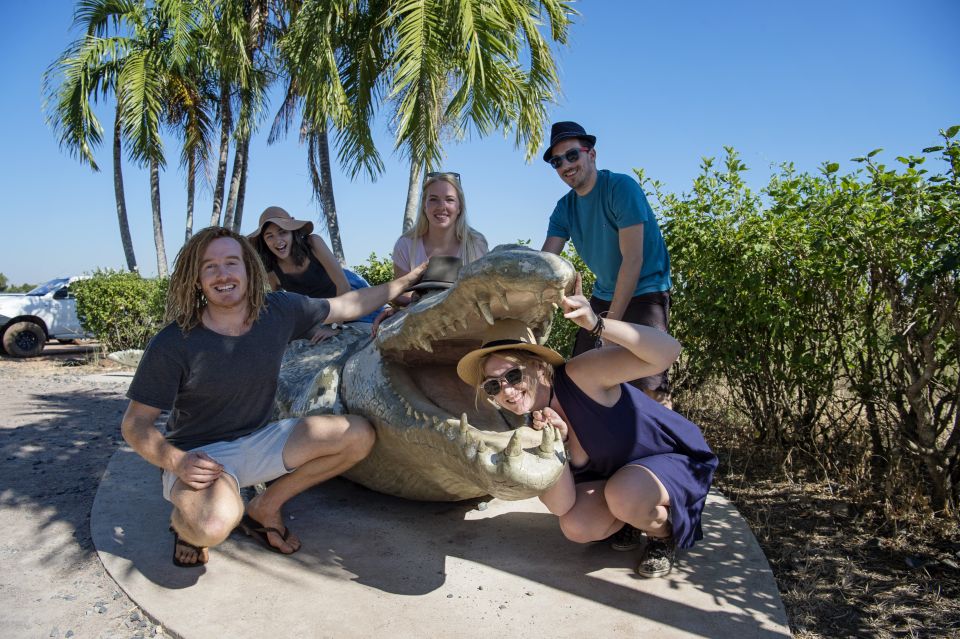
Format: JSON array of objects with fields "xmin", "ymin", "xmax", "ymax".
[
  {"xmin": 73, "ymin": 270, "xmax": 168, "ymax": 352},
  {"xmin": 642, "ymin": 127, "xmax": 960, "ymax": 515},
  {"xmin": 352, "ymin": 252, "xmax": 394, "ymax": 286},
  {"xmin": 545, "ymin": 246, "xmax": 595, "ymax": 358}
]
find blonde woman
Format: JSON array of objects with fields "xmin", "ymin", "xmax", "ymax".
[
  {"xmin": 373, "ymin": 173, "xmax": 488, "ymax": 332},
  {"xmin": 456, "ymin": 276, "xmax": 717, "ymax": 577}
]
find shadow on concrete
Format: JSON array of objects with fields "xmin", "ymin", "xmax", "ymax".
[
  {"xmin": 0, "ymin": 381, "xmax": 127, "ymax": 569},
  {"xmin": 94, "ymin": 449, "xmax": 791, "ymax": 638}
]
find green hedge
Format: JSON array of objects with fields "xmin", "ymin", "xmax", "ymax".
[
  {"xmin": 72, "ymin": 270, "xmax": 168, "ymax": 352},
  {"xmin": 643, "ymin": 126, "xmax": 959, "ymax": 515}
]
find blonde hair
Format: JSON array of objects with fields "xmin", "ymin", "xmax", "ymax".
[
  {"xmin": 474, "ymin": 349, "xmax": 556, "ymax": 411},
  {"xmin": 166, "ymin": 226, "xmax": 270, "ymax": 332},
  {"xmin": 404, "ymin": 174, "xmax": 487, "ymax": 264}
]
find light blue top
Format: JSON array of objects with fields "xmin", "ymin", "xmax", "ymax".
[{"xmin": 547, "ymin": 170, "xmax": 671, "ymax": 301}]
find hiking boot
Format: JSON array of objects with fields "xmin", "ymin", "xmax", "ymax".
[
  {"xmin": 609, "ymin": 524, "xmax": 645, "ymax": 551},
  {"xmin": 636, "ymin": 536, "xmax": 676, "ymax": 578}
]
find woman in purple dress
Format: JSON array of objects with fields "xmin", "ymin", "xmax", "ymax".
[{"xmin": 456, "ymin": 276, "xmax": 717, "ymax": 577}]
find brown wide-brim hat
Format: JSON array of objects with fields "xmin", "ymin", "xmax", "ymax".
[
  {"xmin": 406, "ymin": 255, "xmax": 463, "ymax": 292},
  {"xmin": 456, "ymin": 319, "xmax": 565, "ymax": 387},
  {"xmin": 248, "ymin": 206, "xmax": 314, "ymax": 239}
]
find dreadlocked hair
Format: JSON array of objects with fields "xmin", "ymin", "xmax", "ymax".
[{"xmin": 165, "ymin": 226, "xmax": 270, "ymax": 333}]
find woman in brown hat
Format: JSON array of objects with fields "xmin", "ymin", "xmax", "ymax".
[
  {"xmin": 249, "ymin": 206, "xmax": 350, "ymax": 300},
  {"xmin": 456, "ymin": 276, "xmax": 717, "ymax": 578}
]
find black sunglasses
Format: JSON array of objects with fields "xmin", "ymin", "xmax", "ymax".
[
  {"xmin": 426, "ymin": 171, "xmax": 461, "ymax": 184},
  {"xmin": 547, "ymin": 147, "xmax": 591, "ymax": 169},
  {"xmin": 482, "ymin": 366, "xmax": 525, "ymax": 396}
]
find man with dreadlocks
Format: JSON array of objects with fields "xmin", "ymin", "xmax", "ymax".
[{"xmin": 121, "ymin": 226, "xmax": 426, "ymax": 568}]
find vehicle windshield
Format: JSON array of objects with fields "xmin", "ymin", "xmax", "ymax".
[{"xmin": 26, "ymin": 278, "xmax": 70, "ymax": 296}]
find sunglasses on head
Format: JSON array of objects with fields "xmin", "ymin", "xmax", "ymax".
[
  {"xmin": 481, "ymin": 366, "xmax": 525, "ymax": 396},
  {"xmin": 547, "ymin": 147, "xmax": 591, "ymax": 169},
  {"xmin": 426, "ymin": 171, "xmax": 461, "ymax": 184}
]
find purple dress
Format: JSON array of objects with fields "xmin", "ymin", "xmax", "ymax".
[{"xmin": 554, "ymin": 365, "xmax": 718, "ymax": 549}]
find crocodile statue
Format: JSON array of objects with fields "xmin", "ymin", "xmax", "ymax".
[{"xmin": 273, "ymin": 245, "xmax": 577, "ymax": 501}]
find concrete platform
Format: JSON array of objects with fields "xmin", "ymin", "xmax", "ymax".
[{"xmin": 92, "ymin": 449, "xmax": 791, "ymax": 639}]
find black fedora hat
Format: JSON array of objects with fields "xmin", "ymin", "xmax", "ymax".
[
  {"xmin": 406, "ymin": 255, "xmax": 463, "ymax": 292},
  {"xmin": 542, "ymin": 121, "xmax": 597, "ymax": 163}
]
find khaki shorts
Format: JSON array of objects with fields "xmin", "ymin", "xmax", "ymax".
[{"xmin": 162, "ymin": 418, "xmax": 300, "ymax": 501}]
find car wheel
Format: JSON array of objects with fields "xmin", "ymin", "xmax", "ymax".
[{"xmin": 2, "ymin": 321, "xmax": 47, "ymax": 357}]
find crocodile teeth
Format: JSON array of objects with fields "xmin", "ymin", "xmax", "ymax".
[
  {"xmin": 504, "ymin": 430, "xmax": 523, "ymax": 457},
  {"xmin": 538, "ymin": 425, "xmax": 556, "ymax": 457},
  {"xmin": 459, "ymin": 413, "xmax": 469, "ymax": 439},
  {"xmin": 476, "ymin": 298, "xmax": 495, "ymax": 325},
  {"xmin": 495, "ymin": 290, "xmax": 510, "ymax": 310}
]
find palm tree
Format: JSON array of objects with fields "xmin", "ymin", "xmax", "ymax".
[
  {"xmin": 280, "ymin": 0, "xmax": 573, "ymax": 247},
  {"xmin": 204, "ymin": 0, "xmax": 268, "ymax": 231},
  {"xmin": 45, "ymin": 0, "xmax": 204, "ymax": 277},
  {"xmin": 387, "ymin": 0, "xmax": 574, "ymax": 230},
  {"xmin": 44, "ymin": 2, "xmax": 138, "ymax": 272},
  {"xmin": 164, "ymin": 25, "xmax": 216, "ymax": 242},
  {"xmin": 272, "ymin": 0, "xmax": 387, "ymax": 262}
]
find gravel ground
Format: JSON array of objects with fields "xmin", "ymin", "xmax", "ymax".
[{"xmin": 0, "ymin": 347, "xmax": 169, "ymax": 639}]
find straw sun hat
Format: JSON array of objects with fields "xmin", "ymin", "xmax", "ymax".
[
  {"xmin": 248, "ymin": 206, "xmax": 314, "ymax": 239},
  {"xmin": 456, "ymin": 319, "xmax": 565, "ymax": 387}
]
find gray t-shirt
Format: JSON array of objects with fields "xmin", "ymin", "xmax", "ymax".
[{"xmin": 127, "ymin": 292, "xmax": 329, "ymax": 449}]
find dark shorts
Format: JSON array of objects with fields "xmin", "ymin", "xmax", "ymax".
[{"xmin": 572, "ymin": 291, "xmax": 671, "ymax": 394}]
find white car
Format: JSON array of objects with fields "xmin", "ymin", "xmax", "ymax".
[{"xmin": 0, "ymin": 277, "xmax": 93, "ymax": 357}]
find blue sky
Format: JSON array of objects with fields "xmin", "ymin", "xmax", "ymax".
[{"xmin": 1, "ymin": 0, "xmax": 957, "ymax": 285}]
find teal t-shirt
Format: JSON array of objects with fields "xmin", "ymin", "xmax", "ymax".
[{"xmin": 546, "ymin": 170, "xmax": 671, "ymax": 301}]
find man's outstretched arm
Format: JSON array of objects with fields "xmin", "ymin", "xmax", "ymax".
[{"xmin": 324, "ymin": 262, "xmax": 428, "ymax": 325}]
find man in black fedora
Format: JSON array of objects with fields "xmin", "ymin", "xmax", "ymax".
[{"xmin": 540, "ymin": 121, "xmax": 673, "ymax": 408}]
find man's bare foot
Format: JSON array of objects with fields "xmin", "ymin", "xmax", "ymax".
[
  {"xmin": 242, "ymin": 499, "xmax": 301, "ymax": 554},
  {"xmin": 170, "ymin": 527, "xmax": 209, "ymax": 567}
]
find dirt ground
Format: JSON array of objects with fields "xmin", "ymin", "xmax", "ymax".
[
  {"xmin": 0, "ymin": 346, "xmax": 169, "ymax": 638},
  {"xmin": 1, "ymin": 346, "xmax": 957, "ymax": 638}
]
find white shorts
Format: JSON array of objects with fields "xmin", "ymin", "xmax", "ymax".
[{"xmin": 162, "ymin": 418, "xmax": 300, "ymax": 501}]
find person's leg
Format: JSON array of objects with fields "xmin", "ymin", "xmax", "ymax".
[
  {"xmin": 168, "ymin": 474, "xmax": 245, "ymax": 566},
  {"xmin": 604, "ymin": 463, "xmax": 676, "ymax": 578},
  {"xmin": 602, "ymin": 464, "xmax": 671, "ymax": 538},
  {"xmin": 244, "ymin": 414, "xmax": 375, "ymax": 553},
  {"xmin": 554, "ymin": 480, "xmax": 623, "ymax": 543},
  {"xmin": 621, "ymin": 292, "xmax": 672, "ymax": 407}
]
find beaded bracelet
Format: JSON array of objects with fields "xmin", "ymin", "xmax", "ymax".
[{"xmin": 588, "ymin": 314, "xmax": 604, "ymax": 339}]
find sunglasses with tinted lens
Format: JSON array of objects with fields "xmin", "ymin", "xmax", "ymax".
[
  {"xmin": 548, "ymin": 147, "xmax": 591, "ymax": 169},
  {"xmin": 482, "ymin": 366, "xmax": 525, "ymax": 396},
  {"xmin": 426, "ymin": 171, "xmax": 461, "ymax": 184}
]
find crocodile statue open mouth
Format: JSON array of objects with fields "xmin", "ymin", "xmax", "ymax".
[{"xmin": 273, "ymin": 245, "xmax": 577, "ymax": 501}]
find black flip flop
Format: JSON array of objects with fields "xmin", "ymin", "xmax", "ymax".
[
  {"xmin": 238, "ymin": 514, "xmax": 299, "ymax": 554},
  {"xmin": 169, "ymin": 526, "xmax": 207, "ymax": 568}
]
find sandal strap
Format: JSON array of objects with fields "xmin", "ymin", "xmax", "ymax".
[{"xmin": 169, "ymin": 526, "xmax": 206, "ymax": 552}]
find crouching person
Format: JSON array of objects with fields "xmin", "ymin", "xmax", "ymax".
[{"xmin": 121, "ymin": 226, "xmax": 426, "ymax": 567}]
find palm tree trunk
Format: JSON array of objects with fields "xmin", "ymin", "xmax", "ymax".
[
  {"xmin": 307, "ymin": 125, "xmax": 345, "ymax": 265},
  {"xmin": 233, "ymin": 135, "xmax": 250, "ymax": 233},
  {"xmin": 113, "ymin": 106, "xmax": 138, "ymax": 272},
  {"xmin": 184, "ymin": 153, "xmax": 195, "ymax": 242},
  {"xmin": 210, "ymin": 79, "xmax": 232, "ymax": 226},
  {"xmin": 402, "ymin": 159, "xmax": 423, "ymax": 233},
  {"xmin": 150, "ymin": 158, "xmax": 168, "ymax": 278},
  {"xmin": 223, "ymin": 138, "xmax": 244, "ymax": 230}
]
